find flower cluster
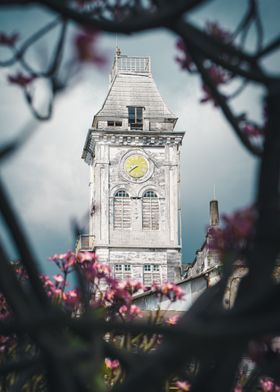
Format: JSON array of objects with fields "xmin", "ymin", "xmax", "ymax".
[
  {"xmin": 2, "ymin": 248, "xmax": 280, "ymax": 391},
  {"xmin": 74, "ymin": 28, "xmax": 107, "ymax": 66},
  {"xmin": 103, "ymin": 279, "xmax": 143, "ymax": 320},
  {"xmin": 105, "ymin": 358, "xmax": 120, "ymax": 370},
  {"xmin": 200, "ymin": 65, "xmax": 230, "ymax": 106},
  {"xmin": 8, "ymin": 72, "xmax": 35, "ymax": 87},
  {"xmin": 152, "ymin": 282, "xmax": 184, "ymax": 302},
  {"xmin": 175, "ymin": 380, "xmax": 191, "ymax": 391},
  {"xmin": 40, "ymin": 274, "xmax": 78, "ymax": 305},
  {"xmin": 48, "ymin": 251, "xmax": 145, "ymax": 319},
  {"xmin": 260, "ymin": 378, "xmax": 280, "ymax": 392},
  {"xmin": 49, "ymin": 251, "xmax": 78, "ymax": 270},
  {"xmin": 175, "ymin": 39, "xmax": 195, "ymax": 72},
  {"xmin": 0, "ymin": 32, "xmax": 19, "ymax": 47},
  {"xmin": 235, "ymin": 378, "xmax": 280, "ymax": 392},
  {"xmin": 0, "ymin": 294, "xmax": 9, "ymax": 322},
  {"xmin": 176, "ymin": 21, "xmax": 232, "ymax": 106},
  {"xmin": 241, "ymin": 121, "xmax": 265, "ymax": 138},
  {"xmin": 205, "ymin": 21, "xmax": 232, "ymax": 44},
  {"xmin": 119, "ymin": 304, "xmax": 143, "ymax": 319},
  {"xmin": 166, "ymin": 315, "xmax": 179, "ymax": 325},
  {"xmin": 207, "ymin": 206, "xmax": 256, "ymax": 258}
]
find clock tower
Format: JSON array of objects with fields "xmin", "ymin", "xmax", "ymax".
[{"xmin": 81, "ymin": 50, "xmax": 185, "ymax": 286}]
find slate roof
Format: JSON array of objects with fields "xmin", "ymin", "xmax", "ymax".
[{"xmin": 92, "ymin": 54, "xmax": 177, "ymax": 125}]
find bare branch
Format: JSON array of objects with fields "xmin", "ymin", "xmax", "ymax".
[{"xmin": 0, "ymin": 0, "xmax": 209, "ymax": 33}]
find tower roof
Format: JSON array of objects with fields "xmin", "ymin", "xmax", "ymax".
[{"xmin": 92, "ymin": 51, "xmax": 177, "ymax": 130}]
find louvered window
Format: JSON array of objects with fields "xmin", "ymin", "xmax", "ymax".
[
  {"xmin": 142, "ymin": 191, "xmax": 159, "ymax": 230},
  {"xmin": 114, "ymin": 190, "xmax": 131, "ymax": 229},
  {"xmin": 114, "ymin": 264, "xmax": 132, "ymax": 281},
  {"xmin": 143, "ymin": 264, "xmax": 161, "ymax": 287}
]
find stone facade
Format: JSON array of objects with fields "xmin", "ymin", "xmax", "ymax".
[
  {"xmin": 81, "ymin": 51, "xmax": 185, "ymax": 286},
  {"xmin": 184, "ymin": 199, "xmax": 221, "ymax": 280}
]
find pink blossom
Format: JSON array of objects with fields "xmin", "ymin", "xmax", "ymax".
[
  {"xmin": 76, "ymin": 251, "xmax": 97, "ymax": 263},
  {"xmin": 94, "ymin": 262, "xmax": 111, "ymax": 276},
  {"xmin": 260, "ymin": 379, "xmax": 274, "ymax": 392},
  {"xmin": 104, "ymin": 358, "xmax": 120, "ymax": 370},
  {"xmin": 260, "ymin": 378, "xmax": 280, "ymax": 392},
  {"xmin": 53, "ymin": 274, "xmax": 64, "ymax": 283},
  {"xmin": 0, "ymin": 32, "xmax": 19, "ymax": 47},
  {"xmin": 84, "ymin": 261, "xmax": 111, "ymax": 281},
  {"xmin": 104, "ymin": 288, "xmax": 116, "ymax": 302},
  {"xmin": 52, "ymin": 288, "xmax": 66, "ymax": 301},
  {"xmin": 117, "ymin": 280, "xmax": 143, "ymax": 295},
  {"xmin": 175, "ymin": 39, "xmax": 195, "ymax": 72},
  {"xmin": 15, "ymin": 266, "xmax": 27, "ymax": 279},
  {"xmin": 208, "ymin": 206, "xmax": 256, "ymax": 256},
  {"xmin": 208, "ymin": 65, "xmax": 229, "ymax": 84},
  {"xmin": 200, "ymin": 66, "xmax": 230, "ymax": 106},
  {"xmin": 41, "ymin": 275, "xmax": 54, "ymax": 289},
  {"xmin": 49, "ymin": 251, "xmax": 76, "ymax": 270},
  {"xmin": 234, "ymin": 385, "xmax": 243, "ymax": 392},
  {"xmin": 74, "ymin": 29, "xmax": 107, "ymax": 66},
  {"xmin": 206, "ymin": 21, "xmax": 232, "ymax": 44},
  {"xmin": 176, "ymin": 21, "xmax": 232, "ymax": 75},
  {"xmin": 242, "ymin": 122, "xmax": 264, "ymax": 137},
  {"xmin": 153, "ymin": 282, "xmax": 184, "ymax": 302},
  {"xmin": 175, "ymin": 380, "xmax": 191, "ymax": 391},
  {"xmin": 65, "ymin": 290, "xmax": 79, "ymax": 305},
  {"xmin": 104, "ymin": 282, "xmax": 131, "ymax": 305},
  {"xmin": 0, "ymin": 294, "xmax": 10, "ymax": 321},
  {"xmin": 166, "ymin": 315, "xmax": 179, "ymax": 325},
  {"xmin": 8, "ymin": 72, "xmax": 35, "ymax": 87},
  {"xmin": 0, "ymin": 336, "xmax": 13, "ymax": 353},
  {"xmin": 119, "ymin": 304, "xmax": 142, "ymax": 318}
]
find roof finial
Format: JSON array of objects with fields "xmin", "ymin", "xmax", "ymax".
[
  {"xmin": 116, "ymin": 46, "xmax": 121, "ymax": 57},
  {"xmin": 213, "ymin": 184, "xmax": 216, "ymax": 200},
  {"xmin": 115, "ymin": 34, "xmax": 121, "ymax": 57}
]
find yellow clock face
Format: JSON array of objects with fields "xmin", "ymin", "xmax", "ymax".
[{"xmin": 124, "ymin": 155, "xmax": 149, "ymax": 178}]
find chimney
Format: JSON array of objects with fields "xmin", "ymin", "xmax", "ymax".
[{"xmin": 210, "ymin": 199, "xmax": 219, "ymax": 226}]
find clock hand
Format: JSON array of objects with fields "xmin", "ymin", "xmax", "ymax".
[{"xmin": 129, "ymin": 165, "xmax": 138, "ymax": 173}]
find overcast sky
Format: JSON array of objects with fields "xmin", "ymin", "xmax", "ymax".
[{"xmin": 0, "ymin": 1, "xmax": 279, "ymax": 274}]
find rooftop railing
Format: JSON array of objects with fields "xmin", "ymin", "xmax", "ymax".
[
  {"xmin": 76, "ymin": 234, "xmax": 95, "ymax": 252},
  {"xmin": 111, "ymin": 55, "xmax": 151, "ymax": 81}
]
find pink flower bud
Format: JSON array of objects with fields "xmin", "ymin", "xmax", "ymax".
[
  {"xmin": 105, "ymin": 358, "xmax": 120, "ymax": 370},
  {"xmin": 175, "ymin": 380, "xmax": 191, "ymax": 391}
]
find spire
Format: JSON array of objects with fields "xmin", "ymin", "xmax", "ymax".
[{"xmin": 209, "ymin": 192, "xmax": 219, "ymax": 226}]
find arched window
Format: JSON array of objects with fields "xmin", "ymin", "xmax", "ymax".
[
  {"xmin": 142, "ymin": 191, "xmax": 159, "ymax": 230},
  {"xmin": 113, "ymin": 190, "xmax": 131, "ymax": 229}
]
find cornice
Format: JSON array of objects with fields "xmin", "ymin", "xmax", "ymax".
[{"xmin": 82, "ymin": 128, "xmax": 185, "ymax": 164}]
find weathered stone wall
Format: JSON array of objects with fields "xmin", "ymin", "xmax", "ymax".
[
  {"xmin": 90, "ymin": 138, "xmax": 182, "ymax": 249},
  {"xmin": 96, "ymin": 247, "xmax": 181, "ymax": 285},
  {"xmin": 88, "ymin": 131, "xmax": 184, "ymax": 285},
  {"xmin": 82, "ymin": 54, "xmax": 185, "ymax": 287}
]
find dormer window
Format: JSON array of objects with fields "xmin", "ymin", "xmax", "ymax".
[
  {"xmin": 108, "ymin": 121, "xmax": 122, "ymax": 127},
  {"xmin": 128, "ymin": 106, "xmax": 143, "ymax": 130}
]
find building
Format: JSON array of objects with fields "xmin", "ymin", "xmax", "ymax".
[
  {"xmin": 134, "ymin": 198, "xmax": 222, "ymax": 313},
  {"xmin": 184, "ymin": 199, "xmax": 221, "ymax": 281},
  {"xmin": 79, "ymin": 50, "xmax": 185, "ymax": 286}
]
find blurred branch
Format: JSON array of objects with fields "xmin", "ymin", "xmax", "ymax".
[{"xmin": 0, "ymin": 0, "xmax": 209, "ymax": 33}]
